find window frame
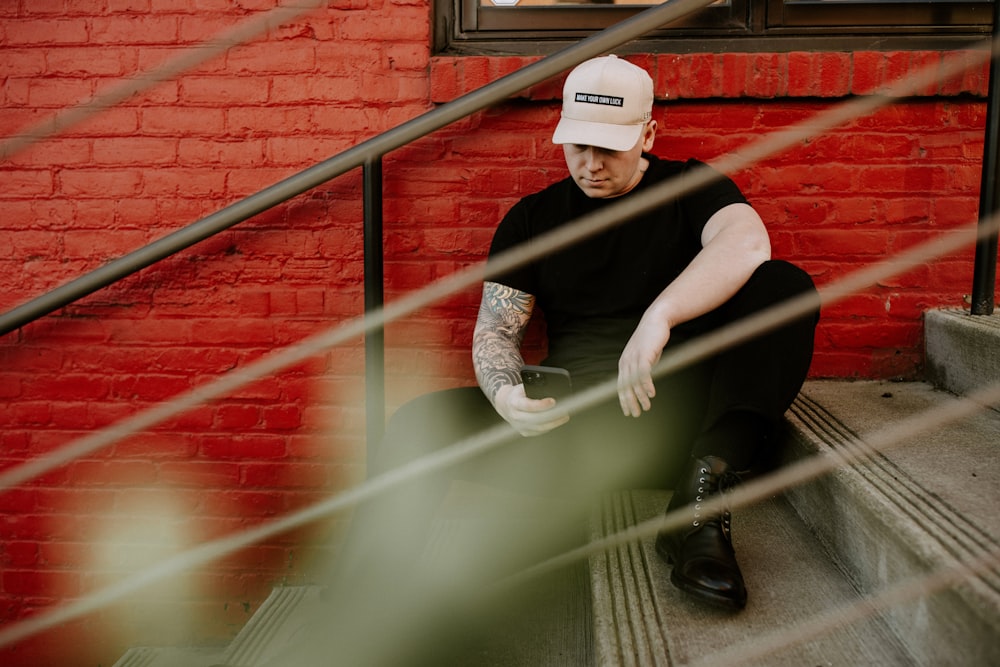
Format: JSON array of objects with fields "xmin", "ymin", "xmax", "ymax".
[
  {"xmin": 436, "ymin": 0, "xmax": 994, "ymax": 55},
  {"xmin": 466, "ymin": 0, "xmax": 747, "ymax": 33}
]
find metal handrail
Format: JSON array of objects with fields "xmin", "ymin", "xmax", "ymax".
[{"xmin": 0, "ymin": 0, "xmax": 717, "ymax": 339}]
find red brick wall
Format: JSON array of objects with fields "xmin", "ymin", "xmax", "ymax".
[{"xmin": 0, "ymin": 2, "xmax": 995, "ymax": 665}]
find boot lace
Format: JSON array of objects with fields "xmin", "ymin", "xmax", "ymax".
[{"xmin": 692, "ymin": 464, "xmax": 742, "ymax": 536}]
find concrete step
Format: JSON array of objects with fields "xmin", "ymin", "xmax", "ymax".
[
  {"xmin": 113, "ymin": 500, "xmax": 594, "ymax": 667},
  {"xmin": 782, "ymin": 379, "xmax": 1000, "ymax": 666},
  {"xmin": 112, "ymin": 646, "xmax": 226, "ymax": 667},
  {"xmin": 110, "ymin": 587, "xmax": 327, "ymax": 667},
  {"xmin": 590, "ymin": 490, "xmax": 913, "ymax": 666},
  {"xmin": 115, "ymin": 382, "xmax": 1000, "ymax": 667},
  {"xmin": 114, "ymin": 306, "xmax": 1000, "ymax": 666},
  {"xmin": 925, "ymin": 308, "xmax": 1000, "ymax": 398},
  {"xmin": 587, "ymin": 311, "xmax": 1000, "ymax": 665},
  {"xmin": 218, "ymin": 585, "xmax": 325, "ymax": 667},
  {"xmin": 590, "ymin": 379, "xmax": 1000, "ymax": 667}
]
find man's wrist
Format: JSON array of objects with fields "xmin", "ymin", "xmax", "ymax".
[
  {"xmin": 478, "ymin": 369, "xmax": 520, "ymax": 406},
  {"xmin": 645, "ymin": 298, "xmax": 677, "ymax": 331}
]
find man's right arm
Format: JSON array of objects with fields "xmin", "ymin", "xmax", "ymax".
[
  {"xmin": 472, "ymin": 281, "xmax": 533, "ymax": 404},
  {"xmin": 472, "ymin": 280, "xmax": 568, "ymax": 436}
]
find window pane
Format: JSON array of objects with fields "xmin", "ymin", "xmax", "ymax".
[
  {"xmin": 782, "ymin": 0, "xmax": 971, "ymax": 3},
  {"xmin": 479, "ymin": 0, "xmax": 727, "ymax": 6},
  {"xmin": 768, "ymin": 0, "xmax": 991, "ymax": 27},
  {"xmin": 470, "ymin": 0, "xmax": 741, "ymax": 32}
]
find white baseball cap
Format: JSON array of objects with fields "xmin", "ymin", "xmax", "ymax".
[{"xmin": 552, "ymin": 55, "xmax": 654, "ymax": 152}]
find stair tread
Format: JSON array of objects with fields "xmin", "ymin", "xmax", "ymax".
[
  {"xmin": 797, "ymin": 379, "xmax": 1000, "ymax": 537},
  {"xmin": 221, "ymin": 585, "xmax": 324, "ymax": 667},
  {"xmin": 112, "ymin": 380, "xmax": 1000, "ymax": 667},
  {"xmin": 925, "ymin": 308, "xmax": 1000, "ymax": 395},
  {"xmin": 784, "ymin": 379, "xmax": 1000, "ymax": 665},
  {"xmin": 112, "ymin": 646, "xmax": 227, "ymax": 667},
  {"xmin": 590, "ymin": 490, "xmax": 913, "ymax": 667},
  {"xmin": 790, "ymin": 380, "xmax": 1000, "ymax": 592}
]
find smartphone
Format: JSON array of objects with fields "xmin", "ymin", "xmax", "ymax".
[{"xmin": 520, "ymin": 365, "xmax": 573, "ymax": 400}]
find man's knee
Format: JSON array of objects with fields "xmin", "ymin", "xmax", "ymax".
[
  {"xmin": 739, "ymin": 260, "xmax": 820, "ymax": 321},
  {"xmin": 374, "ymin": 387, "xmax": 495, "ymax": 472},
  {"xmin": 751, "ymin": 259, "xmax": 815, "ymax": 294}
]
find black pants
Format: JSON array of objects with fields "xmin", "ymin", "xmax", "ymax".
[
  {"xmin": 313, "ymin": 260, "xmax": 819, "ymax": 664},
  {"xmin": 374, "ymin": 260, "xmax": 818, "ymax": 485},
  {"xmin": 332, "ymin": 259, "xmax": 818, "ymax": 573}
]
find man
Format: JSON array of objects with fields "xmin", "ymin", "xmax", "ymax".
[
  {"xmin": 337, "ymin": 55, "xmax": 818, "ymax": 629},
  {"xmin": 468, "ymin": 54, "xmax": 818, "ymax": 610}
]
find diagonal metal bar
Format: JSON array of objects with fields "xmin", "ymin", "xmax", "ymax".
[
  {"xmin": 6, "ymin": 198, "xmax": 1000, "ymax": 657},
  {"xmin": 0, "ymin": 20, "xmax": 994, "ymax": 652},
  {"xmin": 1, "ymin": 216, "xmax": 996, "ymax": 650},
  {"xmin": 0, "ymin": 40, "xmax": 989, "ymax": 494}
]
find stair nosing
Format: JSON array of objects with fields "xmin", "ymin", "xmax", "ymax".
[
  {"xmin": 223, "ymin": 585, "xmax": 314, "ymax": 665},
  {"xmin": 789, "ymin": 392, "xmax": 1000, "ymax": 596}
]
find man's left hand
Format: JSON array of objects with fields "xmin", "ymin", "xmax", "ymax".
[{"xmin": 618, "ymin": 316, "xmax": 670, "ymax": 417}]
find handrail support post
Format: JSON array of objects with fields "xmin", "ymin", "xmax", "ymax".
[
  {"xmin": 363, "ymin": 157, "xmax": 385, "ymax": 468},
  {"xmin": 972, "ymin": 4, "xmax": 1000, "ymax": 315}
]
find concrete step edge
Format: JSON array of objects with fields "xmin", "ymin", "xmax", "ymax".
[
  {"xmin": 589, "ymin": 491, "xmax": 669, "ymax": 667},
  {"xmin": 782, "ymin": 383, "xmax": 1000, "ymax": 666},
  {"xmin": 221, "ymin": 585, "xmax": 321, "ymax": 667},
  {"xmin": 925, "ymin": 308, "xmax": 1000, "ymax": 399},
  {"xmin": 588, "ymin": 490, "xmax": 913, "ymax": 667},
  {"xmin": 111, "ymin": 646, "xmax": 227, "ymax": 667}
]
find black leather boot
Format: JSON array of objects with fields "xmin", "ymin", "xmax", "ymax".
[{"xmin": 654, "ymin": 455, "xmax": 747, "ymax": 610}]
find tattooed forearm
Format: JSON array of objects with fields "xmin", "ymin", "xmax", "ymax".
[
  {"xmin": 472, "ymin": 281, "xmax": 534, "ymax": 404},
  {"xmin": 474, "ymin": 334, "xmax": 524, "ymax": 404}
]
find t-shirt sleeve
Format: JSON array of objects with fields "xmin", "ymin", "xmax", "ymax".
[
  {"xmin": 485, "ymin": 198, "xmax": 538, "ymax": 295},
  {"xmin": 484, "ymin": 159, "xmax": 747, "ymax": 295},
  {"xmin": 679, "ymin": 159, "xmax": 749, "ymax": 236}
]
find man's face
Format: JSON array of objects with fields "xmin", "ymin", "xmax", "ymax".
[{"xmin": 562, "ymin": 121, "xmax": 657, "ymax": 199}]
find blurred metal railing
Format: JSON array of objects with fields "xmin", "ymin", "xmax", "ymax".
[
  {"xmin": 0, "ymin": 0, "xmax": 997, "ymax": 657},
  {"xmin": 0, "ymin": 0, "xmax": 720, "ymax": 450}
]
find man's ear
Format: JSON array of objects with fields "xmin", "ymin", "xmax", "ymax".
[{"xmin": 641, "ymin": 120, "xmax": 658, "ymax": 152}]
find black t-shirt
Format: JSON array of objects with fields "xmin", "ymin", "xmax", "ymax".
[{"xmin": 487, "ymin": 155, "xmax": 749, "ymax": 386}]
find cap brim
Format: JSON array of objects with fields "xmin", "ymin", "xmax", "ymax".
[{"xmin": 552, "ymin": 116, "xmax": 644, "ymax": 152}]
